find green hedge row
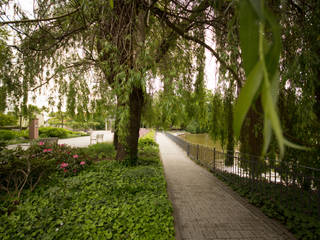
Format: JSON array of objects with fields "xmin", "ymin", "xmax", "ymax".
[{"xmin": 0, "ymin": 127, "xmax": 87, "ymax": 141}]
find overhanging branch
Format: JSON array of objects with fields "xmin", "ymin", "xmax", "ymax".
[
  {"xmin": 0, "ymin": 8, "xmax": 80, "ymax": 25},
  {"xmin": 150, "ymin": 5, "xmax": 242, "ymax": 86}
]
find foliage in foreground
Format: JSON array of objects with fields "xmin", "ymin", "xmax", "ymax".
[
  {"xmin": 81, "ymin": 142, "xmax": 116, "ymax": 161},
  {"xmin": 0, "ymin": 142, "xmax": 93, "ymax": 206},
  {"xmin": 0, "ymin": 137, "xmax": 175, "ymax": 240},
  {"xmin": 214, "ymin": 172, "xmax": 320, "ymax": 240}
]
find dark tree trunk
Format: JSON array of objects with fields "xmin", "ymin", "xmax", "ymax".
[
  {"xmin": 225, "ymin": 95, "xmax": 234, "ymax": 166},
  {"xmin": 115, "ymin": 87, "xmax": 144, "ymax": 164},
  {"xmin": 240, "ymin": 97, "xmax": 264, "ymax": 177}
]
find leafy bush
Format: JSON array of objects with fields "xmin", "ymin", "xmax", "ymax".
[
  {"xmin": 185, "ymin": 120, "xmax": 208, "ymax": 134},
  {"xmin": 39, "ymin": 127, "xmax": 71, "ymax": 138},
  {"xmin": 82, "ymin": 143, "xmax": 115, "ymax": 160},
  {"xmin": 0, "ymin": 142, "xmax": 92, "ymax": 210},
  {"xmin": 0, "ymin": 113, "xmax": 17, "ymax": 126},
  {"xmin": 0, "ymin": 138, "xmax": 175, "ymax": 240},
  {"xmin": 139, "ymin": 138, "xmax": 157, "ymax": 148},
  {"xmin": 141, "ymin": 130, "xmax": 155, "ymax": 139},
  {"xmin": 0, "ymin": 130, "xmax": 17, "ymax": 141},
  {"xmin": 138, "ymin": 130, "xmax": 158, "ymax": 149},
  {"xmin": 17, "ymin": 130, "xmax": 29, "ymax": 139}
]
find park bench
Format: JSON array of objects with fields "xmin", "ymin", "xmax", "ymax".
[{"xmin": 90, "ymin": 133, "xmax": 104, "ymax": 144}]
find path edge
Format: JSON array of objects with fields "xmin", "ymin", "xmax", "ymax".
[{"xmin": 156, "ymin": 132, "xmax": 182, "ymax": 240}]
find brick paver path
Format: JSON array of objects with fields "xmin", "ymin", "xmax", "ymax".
[{"xmin": 156, "ymin": 133, "xmax": 295, "ymax": 240}]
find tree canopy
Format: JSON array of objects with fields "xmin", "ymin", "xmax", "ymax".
[{"xmin": 0, "ymin": 0, "xmax": 319, "ymax": 165}]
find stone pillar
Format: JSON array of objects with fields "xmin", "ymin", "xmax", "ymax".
[{"xmin": 29, "ymin": 119, "xmax": 39, "ymax": 140}]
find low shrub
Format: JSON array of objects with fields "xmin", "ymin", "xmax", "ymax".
[
  {"xmin": 17, "ymin": 130, "xmax": 29, "ymax": 139},
  {"xmin": 0, "ymin": 142, "xmax": 92, "ymax": 211},
  {"xmin": 39, "ymin": 127, "xmax": 71, "ymax": 138},
  {"xmin": 82, "ymin": 143, "xmax": 115, "ymax": 160},
  {"xmin": 138, "ymin": 130, "xmax": 158, "ymax": 149},
  {"xmin": 0, "ymin": 130, "xmax": 17, "ymax": 141},
  {"xmin": 0, "ymin": 113, "xmax": 17, "ymax": 126}
]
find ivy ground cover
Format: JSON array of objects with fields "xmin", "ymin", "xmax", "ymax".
[{"xmin": 0, "ymin": 134, "xmax": 175, "ymax": 239}]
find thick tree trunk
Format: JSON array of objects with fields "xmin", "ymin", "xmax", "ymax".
[
  {"xmin": 97, "ymin": 1, "xmax": 146, "ymax": 163},
  {"xmin": 115, "ymin": 87, "xmax": 144, "ymax": 163}
]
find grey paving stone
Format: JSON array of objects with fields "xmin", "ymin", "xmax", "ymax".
[{"xmin": 157, "ymin": 133, "xmax": 296, "ymax": 240}]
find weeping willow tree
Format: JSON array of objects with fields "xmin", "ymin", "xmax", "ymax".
[
  {"xmin": 1, "ymin": 0, "xmax": 316, "ymax": 166},
  {"xmin": 212, "ymin": 1, "xmax": 319, "ymax": 173},
  {"xmin": 1, "ymin": 1, "xmax": 233, "ymax": 164}
]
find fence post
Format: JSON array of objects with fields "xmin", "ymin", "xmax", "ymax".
[
  {"xmin": 213, "ymin": 148, "xmax": 216, "ymax": 171},
  {"xmin": 197, "ymin": 144, "xmax": 199, "ymax": 162}
]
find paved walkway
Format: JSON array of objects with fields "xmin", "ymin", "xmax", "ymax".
[
  {"xmin": 58, "ymin": 130, "xmax": 113, "ymax": 147},
  {"xmin": 7, "ymin": 131, "xmax": 114, "ymax": 149},
  {"xmin": 156, "ymin": 133, "xmax": 295, "ymax": 240}
]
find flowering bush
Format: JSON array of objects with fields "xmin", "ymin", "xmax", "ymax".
[{"xmin": 0, "ymin": 141, "xmax": 92, "ymax": 206}]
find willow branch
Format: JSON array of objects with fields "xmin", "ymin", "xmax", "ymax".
[
  {"xmin": 0, "ymin": 8, "xmax": 80, "ymax": 25},
  {"xmin": 151, "ymin": 6, "xmax": 242, "ymax": 86}
]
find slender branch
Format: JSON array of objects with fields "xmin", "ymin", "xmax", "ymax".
[
  {"xmin": 30, "ymin": 60, "xmax": 95, "ymax": 91},
  {"xmin": 0, "ymin": 8, "xmax": 80, "ymax": 25},
  {"xmin": 151, "ymin": 6, "xmax": 242, "ymax": 86}
]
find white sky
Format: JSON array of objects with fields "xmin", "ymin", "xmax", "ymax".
[{"xmin": 7, "ymin": 1, "xmax": 218, "ymax": 109}]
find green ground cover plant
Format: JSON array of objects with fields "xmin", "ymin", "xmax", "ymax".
[
  {"xmin": 80, "ymin": 143, "xmax": 116, "ymax": 161},
  {"xmin": 0, "ymin": 131, "xmax": 175, "ymax": 239},
  {"xmin": 214, "ymin": 172, "xmax": 320, "ymax": 240}
]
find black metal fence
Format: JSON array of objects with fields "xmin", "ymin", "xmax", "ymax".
[{"xmin": 165, "ymin": 132, "xmax": 320, "ymax": 221}]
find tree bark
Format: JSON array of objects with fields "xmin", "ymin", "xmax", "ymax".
[
  {"xmin": 240, "ymin": 97, "xmax": 264, "ymax": 177},
  {"xmin": 119, "ymin": 86, "xmax": 144, "ymax": 163}
]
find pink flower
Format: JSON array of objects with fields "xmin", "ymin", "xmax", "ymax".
[
  {"xmin": 73, "ymin": 154, "xmax": 79, "ymax": 158},
  {"xmin": 80, "ymin": 161, "xmax": 86, "ymax": 165},
  {"xmin": 59, "ymin": 144, "xmax": 65, "ymax": 147},
  {"xmin": 47, "ymin": 149, "xmax": 53, "ymax": 152},
  {"xmin": 38, "ymin": 142, "xmax": 44, "ymax": 146},
  {"xmin": 43, "ymin": 149, "xmax": 48, "ymax": 152},
  {"xmin": 63, "ymin": 169, "xmax": 68, "ymax": 173},
  {"xmin": 60, "ymin": 162, "xmax": 69, "ymax": 168}
]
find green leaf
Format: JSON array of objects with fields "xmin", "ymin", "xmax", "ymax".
[
  {"xmin": 284, "ymin": 139, "xmax": 310, "ymax": 151},
  {"xmin": 262, "ymin": 83, "xmax": 284, "ymax": 158},
  {"xmin": 239, "ymin": 0, "xmax": 260, "ymax": 76},
  {"xmin": 234, "ymin": 61, "xmax": 263, "ymax": 138},
  {"xmin": 109, "ymin": 0, "xmax": 114, "ymax": 9},
  {"xmin": 249, "ymin": 0, "xmax": 263, "ymax": 19},
  {"xmin": 262, "ymin": 117, "xmax": 271, "ymax": 155},
  {"xmin": 264, "ymin": 8, "xmax": 281, "ymax": 82}
]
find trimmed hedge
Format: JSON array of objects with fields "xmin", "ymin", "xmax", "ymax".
[
  {"xmin": 39, "ymin": 127, "xmax": 71, "ymax": 138},
  {"xmin": 0, "ymin": 130, "xmax": 17, "ymax": 141}
]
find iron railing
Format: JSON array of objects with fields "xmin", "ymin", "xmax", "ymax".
[{"xmin": 165, "ymin": 132, "xmax": 320, "ymax": 220}]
